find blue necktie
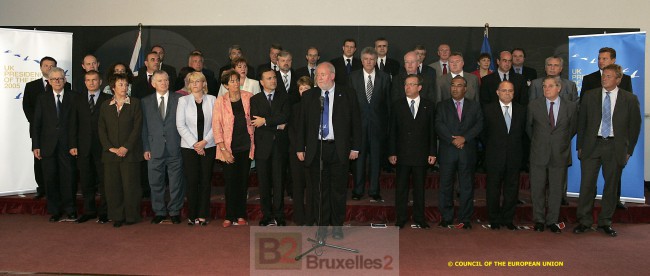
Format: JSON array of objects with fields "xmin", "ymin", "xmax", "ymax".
[
  {"xmin": 602, "ymin": 92, "xmax": 612, "ymax": 137},
  {"xmin": 322, "ymin": 91, "xmax": 330, "ymax": 138},
  {"xmin": 56, "ymin": 94, "xmax": 61, "ymax": 118},
  {"xmin": 346, "ymin": 59, "xmax": 352, "ymax": 74},
  {"xmin": 267, "ymin": 93, "xmax": 273, "ymax": 107},
  {"xmin": 504, "ymin": 106, "xmax": 511, "ymax": 133}
]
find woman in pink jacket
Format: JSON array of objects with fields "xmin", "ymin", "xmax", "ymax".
[{"xmin": 212, "ymin": 69, "xmax": 255, "ymax": 227}]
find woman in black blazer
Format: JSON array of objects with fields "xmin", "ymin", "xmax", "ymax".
[{"xmin": 97, "ymin": 73, "xmax": 143, "ymax": 228}]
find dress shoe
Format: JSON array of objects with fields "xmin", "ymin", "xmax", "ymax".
[
  {"xmin": 66, "ymin": 213, "xmax": 78, "ymax": 221},
  {"xmin": 548, "ymin": 224, "xmax": 562, "ymax": 234},
  {"xmin": 415, "ymin": 221, "xmax": 430, "ymax": 229},
  {"xmin": 395, "ymin": 222, "xmax": 406, "ymax": 229},
  {"xmin": 113, "ymin": 221, "xmax": 124, "ymax": 228},
  {"xmin": 351, "ymin": 194, "xmax": 362, "ymax": 200},
  {"xmin": 503, "ymin": 223, "xmax": 517, "ymax": 230},
  {"xmin": 199, "ymin": 220, "xmax": 208, "ymax": 226},
  {"xmin": 490, "ymin": 224, "xmax": 500, "ymax": 230},
  {"xmin": 151, "ymin": 215, "xmax": 166, "ymax": 224},
  {"xmin": 534, "ymin": 223, "xmax": 545, "ymax": 232},
  {"xmin": 438, "ymin": 221, "xmax": 451, "ymax": 228},
  {"xmin": 276, "ymin": 219, "xmax": 287, "ymax": 226},
  {"xmin": 561, "ymin": 198, "xmax": 569, "ymax": 206},
  {"xmin": 332, "ymin": 226, "xmax": 344, "ymax": 240},
  {"xmin": 170, "ymin": 215, "xmax": 181, "ymax": 224},
  {"xmin": 462, "ymin": 222, "xmax": 472, "ymax": 230},
  {"xmin": 370, "ymin": 194, "xmax": 384, "ymax": 202},
  {"xmin": 259, "ymin": 218, "xmax": 273, "ymax": 226},
  {"xmin": 97, "ymin": 215, "xmax": 109, "ymax": 224},
  {"xmin": 49, "ymin": 214, "xmax": 61, "ymax": 222},
  {"xmin": 33, "ymin": 192, "xmax": 45, "ymax": 200},
  {"xmin": 597, "ymin": 225, "xmax": 617, "ymax": 237},
  {"xmin": 616, "ymin": 202, "xmax": 627, "ymax": 210},
  {"xmin": 187, "ymin": 218, "xmax": 196, "ymax": 226},
  {"xmin": 517, "ymin": 199, "xmax": 526, "ymax": 204},
  {"xmin": 75, "ymin": 214, "xmax": 96, "ymax": 223},
  {"xmin": 573, "ymin": 224, "xmax": 591, "ymax": 234}
]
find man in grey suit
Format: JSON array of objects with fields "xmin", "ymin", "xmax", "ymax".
[
  {"xmin": 141, "ymin": 70, "xmax": 184, "ymax": 224},
  {"xmin": 527, "ymin": 76, "xmax": 577, "ymax": 233},
  {"xmin": 429, "ymin": 44, "xmax": 451, "ymax": 77},
  {"xmin": 574, "ymin": 64, "xmax": 641, "ymax": 237},
  {"xmin": 436, "ymin": 52, "xmax": 479, "ymax": 102},
  {"xmin": 348, "ymin": 47, "xmax": 391, "ymax": 202},
  {"xmin": 529, "ymin": 56, "xmax": 578, "ymax": 103}
]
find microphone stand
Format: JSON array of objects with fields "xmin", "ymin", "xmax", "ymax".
[{"xmin": 295, "ymin": 94, "xmax": 358, "ymax": 261}]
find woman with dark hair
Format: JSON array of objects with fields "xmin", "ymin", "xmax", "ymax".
[
  {"xmin": 217, "ymin": 57, "xmax": 260, "ymax": 96},
  {"xmin": 175, "ymin": 66, "xmax": 195, "ymax": 96},
  {"xmin": 177, "ymin": 71, "xmax": 216, "ymax": 226},
  {"xmin": 289, "ymin": 76, "xmax": 314, "ymax": 226},
  {"xmin": 212, "ymin": 69, "xmax": 255, "ymax": 227},
  {"xmin": 470, "ymin": 53, "xmax": 493, "ymax": 85},
  {"xmin": 102, "ymin": 63, "xmax": 134, "ymax": 96},
  {"xmin": 97, "ymin": 73, "xmax": 143, "ymax": 228}
]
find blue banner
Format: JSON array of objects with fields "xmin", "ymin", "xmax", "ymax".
[{"xmin": 568, "ymin": 32, "xmax": 646, "ymax": 202}]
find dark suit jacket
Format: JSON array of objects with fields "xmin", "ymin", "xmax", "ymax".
[
  {"xmin": 138, "ymin": 63, "xmax": 177, "ymax": 89},
  {"xmin": 348, "ymin": 70, "xmax": 391, "ymax": 142},
  {"xmin": 23, "ymin": 78, "xmax": 71, "ymax": 137},
  {"xmin": 577, "ymin": 88, "xmax": 641, "ymax": 166},
  {"xmin": 97, "ymin": 97, "xmax": 144, "ymax": 163},
  {"xmin": 376, "ymin": 57, "xmax": 400, "ymax": 77},
  {"xmin": 480, "ymin": 72, "xmax": 528, "ymax": 106},
  {"xmin": 482, "ymin": 101, "xmax": 526, "ymax": 170},
  {"xmin": 388, "ymin": 97, "xmax": 437, "ymax": 166},
  {"xmin": 276, "ymin": 70, "xmax": 300, "ymax": 104},
  {"xmin": 131, "ymin": 73, "xmax": 156, "ymax": 100},
  {"xmin": 511, "ymin": 66, "xmax": 538, "ymax": 85},
  {"xmin": 331, "ymin": 56, "xmax": 362, "ymax": 87},
  {"xmin": 437, "ymin": 72, "xmax": 480, "ymax": 103},
  {"xmin": 296, "ymin": 85, "xmax": 362, "ymax": 166},
  {"xmin": 527, "ymin": 96, "xmax": 577, "ymax": 167},
  {"xmin": 68, "ymin": 91, "xmax": 112, "ymax": 156},
  {"xmin": 391, "ymin": 70, "xmax": 437, "ymax": 104},
  {"xmin": 295, "ymin": 65, "xmax": 317, "ymax": 82},
  {"xmin": 250, "ymin": 90, "xmax": 290, "ymax": 159},
  {"xmin": 435, "ymin": 98, "xmax": 484, "ymax": 161},
  {"xmin": 141, "ymin": 92, "xmax": 182, "ymax": 158},
  {"xmin": 31, "ymin": 88, "xmax": 77, "ymax": 157},
  {"xmin": 579, "ymin": 70, "xmax": 633, "ymax": 101}
]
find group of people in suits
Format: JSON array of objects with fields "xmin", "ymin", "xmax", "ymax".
[{"xmin": 22, "ymin": 41, "xmax": 640, "ymax": 238}]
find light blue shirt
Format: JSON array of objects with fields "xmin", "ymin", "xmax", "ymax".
[{"xmin": 545, "ymin": 96, "xmax": 561, "ymax": 126}]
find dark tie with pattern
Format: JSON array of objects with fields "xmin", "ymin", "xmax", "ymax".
[
  {"xmin": 322, "ymin": 91, "xmax": 330, "ymax": 138},
  {"xmin": 366, "ymin": 75, "xmax": 373, "ymax": 103},
  {"xmin": 56, "ymin": 94, "xmax": 61, "ymax": 118},
  {"xmin": 267, "ymin": 93, "xmax": 273, "ymax": 107},
  {"xmin": 89, "ymin": 94, "xmax": 95, "ymax": 114},
  {"xmin": 346, "ymin": 59, "xmax": 352, "ymax": 74},
  {"xmin": 503, "ymin": 73, "xmax": 508, "ymax": 81},
  {"xmin": 549, "ymin": 101, "xmax": 555, "ymax": 128},
  {"xmin": 602, "ymin": 92, "xmax": 612, "ymax": 137},
  {"xmin": 310, "ymin": 68, "xmax": 315, "ymax": 79},
  {"xmin": 380, "ymin": 59, "xmax": 385, "ymax": 71},
  {"xmin": 443, "ymin": 63, "xmax": 448, "ymax": 75}
]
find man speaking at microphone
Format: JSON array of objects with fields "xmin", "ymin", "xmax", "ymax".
[{"xmin": 296, "ymin": 62, "xmax": 361, "ymax": 240}]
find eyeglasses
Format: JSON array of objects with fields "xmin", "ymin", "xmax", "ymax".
[{"xmin": 49, "ymin": 77, "xmax": 64, "ymax": 82}]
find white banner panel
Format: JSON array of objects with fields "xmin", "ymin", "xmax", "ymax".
[{"xmin": 0, "ymin": 28, "xmax": 73, "ymax": 196}]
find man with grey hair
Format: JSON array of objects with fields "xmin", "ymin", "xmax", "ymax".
[
  {"xmin": 218, "ymin": 44, "xmax": 255, "ymax": 79},
  {"xmin": 528, "ymin": 56, "xmax": 578, "ymax": 103},
  {"xmin": 348, "ymin": 47, "xmax": 391, "ymax": 202},
  {"xmin": 392, "ymin": 51, "xmax": 436, "ymax": 103},
  {"xmin": 32, "ymin": 67, "xmax": 78, "ymax": 222}
]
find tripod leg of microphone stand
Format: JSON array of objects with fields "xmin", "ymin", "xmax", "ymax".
[
  {"xmin": 306, "ymin": 238, "xmax": 360, "ymax": 253},
  {"xmin": 294, "ymin": 240, "xmax": 324, "ymax": 261}
]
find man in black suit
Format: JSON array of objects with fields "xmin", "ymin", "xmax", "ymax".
[
  {"xmin": 132, "ymin": 52, "xmax": 159, "ymax": 100},
  {"xmin": 483, "ymin": 81, "xmax": 526, "ymax": 230},
  {"xmin": 256, "ymin": 43, "xmax": 283, "ymax": 76},
  {"xmin": 296, "ymin": 62, "xmax": 361, "ymax": 240},
  {"xmin": 348, "ymin": 47, "xmax": 391, "ymax": 202},
  {"xmin": 435, "ymin": 76, "xmax": 483, "ymax": 229},
  {"xmin": 32, "ymin": 67, "xmax": 78, "ymax": 222},
  {"xmin": 218, "ymin": 45, "xmax": 255, "ymax": 80},
  {"xmin": 511, "ymin": 48, "xmax": 538, "ymax": 87},
  {"xmin": 388, "ymin": 74, "xmax": 437, "ymax": 229},
  {"xmin": 330, "ymin": 39, "xmax": 362, "ymax": 87},
  {"xmin": 68, "ymin": 70, "xmax": 112, "ymax": 224},
  {"xmin": 276, "ymin": 51, "xmax": 299, "ymax": 104},
  {"xmin": 480, "ymin": 51, "xmax": 528, "ymax": 107},
  {"xmin": 251, "ymin": 68, "xmax": 291, "ymax": 226},
  {"xmin": 392, "ymin": 51, "xmax": 437, "ymax": 103},
  {"xmin": 413, "ymin": 45, "xmax": 428, "ymax": 71},
  {"xmin": 295, "ymin": 47, "xmax": 320, "ymax": 84},
  {"xmin": 527, "ymin": 76, "xmax": 578, "ymax": 233},
  {"xmin": 580, "ymin": 47, "xmax": 633, "ymax": 100},
  {"xmin": 137, "ymin": 45, "xmax": 177, "ymax": 89},
  {"xmin": 574, "ymin": 64, "xmax": 641, "ymax": 237},
  {"xmin": 374, "ymin": 38, "xmax": 400, "ymax": 78},
  {"xmin": 23, "ymin": 56, "xmax": 62, "ymax": 199},
  {"xmin": 178, "ymin": 51, "xmax": 218, "ymax": 96}
]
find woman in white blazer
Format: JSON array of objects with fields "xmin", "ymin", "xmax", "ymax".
[
  {"xmin": 217, "ymin": 57, "xmax": 260, "ymax": 97},
  {"xmin": 176, "ymin": 71, "xmax": 217, "ymax": 226}
]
